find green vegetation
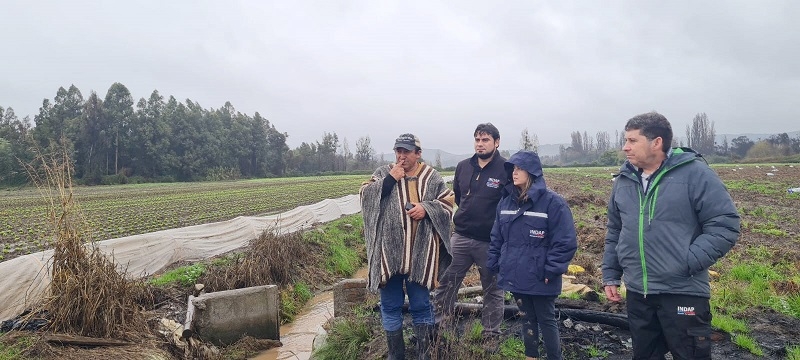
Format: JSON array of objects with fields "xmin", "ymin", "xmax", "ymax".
[
  {"xmin": 787, "ymin": 345, "xmax": 800, "ymax": 360},
  {"xmin": 467, "ymin": 321, "xmax": 483, "ymax": 342},
  {"xmin": 710, "ymin": 313, "xmax": 748, "ymax": 334},
  {"xmin": 711, "ymin": 244, "xmax": 800, "ymax": 355},
  {"xmin": 303, "ymin": 216, "xmax": 364, "ymax": 277},
  {"xmin": 559, "ymin": 291, "xmax": 583, "ymax": 300},
  {"xmin": 713, "ymin": 249, "xmax": 800, "ymax": 318},
  {"xmin": 281, "ymin": 282, "xmax": 315, "ymax": 323},
  {"xmin": 0, "ymin": 335, "xmax": 35, "ymax": 360},
  {"xmin": 751, "ymin": 225, "xmax": 788, "ymax": 237},
  {"xmin": 312, "ymin": 313, "xmax": 373, "ymax": 360},
  {"xmin": 497, "ymin": 337, "xmax": 525, "ymax": 359},
  {"xmin": 586, "ymin": 344, "xmax": 609, "ymax": 358},
  {"xmin": 731, "ymin": 334, "xmax": 763, "ymax": 356},
  {"xmin": 149, "ymin": 263, "xmax": 206, "ymax": 287},
  {"xmin": 293, "ymin": 282, "xmax": 313, "ymax": 304},
  {"xmin": 724, "ymin": 180, "xmax": 778, "ymax": 195}
]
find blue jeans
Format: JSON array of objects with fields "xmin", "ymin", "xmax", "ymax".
[{"xmin": 380, "ymin": 274, "xmax": 434, "ymax": 331}]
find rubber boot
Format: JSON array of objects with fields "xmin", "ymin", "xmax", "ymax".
[
  {"xmin": 413, "ymin": 324, "xmax": 433, "ymax": 360},
  {"xmin": 386, "ymin": 329, "xmax": 405, "ymax": 360}
]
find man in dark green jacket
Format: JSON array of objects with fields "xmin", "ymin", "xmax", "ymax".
[{"xmin": 602, "ymin": 112, "xmax": 740, "ymax": 360}]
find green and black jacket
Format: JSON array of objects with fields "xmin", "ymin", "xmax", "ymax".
[{"xmin": 601, "ymin": 148, "xmax": 740, "ymax": 297}]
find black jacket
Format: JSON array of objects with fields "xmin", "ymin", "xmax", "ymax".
[{"xmin": 452, "ymin": 153, "xmax": 507, "ymax": 242}]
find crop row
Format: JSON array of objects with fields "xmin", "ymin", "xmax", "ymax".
[{"xmin": 0, "ymin": 175, "xmax": 366, "ymax": 261}]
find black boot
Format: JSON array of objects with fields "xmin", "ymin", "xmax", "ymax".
[
  {"xmin": 386, "ymin": 329, "xmax": 405, "ymax": 360},
  {"xmin": 413, "ymin": 324, "xmax": 433, "ymax": 360}
]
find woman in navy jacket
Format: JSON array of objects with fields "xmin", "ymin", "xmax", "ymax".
[{"xmin": 487, "ymin": 150, "xmax": 577, "ymax": 360}]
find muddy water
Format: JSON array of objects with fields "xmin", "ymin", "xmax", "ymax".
[{"xmin": 252, "ymin": 268, "xmax": 368, "ymax": 360}]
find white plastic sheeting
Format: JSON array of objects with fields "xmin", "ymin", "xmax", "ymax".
[{"xmin": 0, "ymin": 194, "xmax": 361, "ymax": 321}]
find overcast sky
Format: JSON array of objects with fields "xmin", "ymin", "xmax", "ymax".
[{"xmin": 2, "ymin": 1, "xmax": 798, "ymax": 154}]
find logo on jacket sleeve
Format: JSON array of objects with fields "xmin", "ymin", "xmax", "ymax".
[
  {"xmin": 486, "ymin": 177, "xmax": 501, "ymax": 188},
  {"xmin": 529, "ymin": 229, "xmax": 546, "ymax": 238}
]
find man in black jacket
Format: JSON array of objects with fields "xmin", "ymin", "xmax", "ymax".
[{"xmin": 434, "ymin": 123, "xmax": 507, "ymax": 345}]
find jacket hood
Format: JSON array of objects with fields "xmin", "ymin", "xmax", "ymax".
[
  {"xmin": 505, "ymin": 150, "xmax": 543, "ymax": 179},
  {"xmin": 504, "ymin": 150, "xmax": 547, "ymax": 201}
]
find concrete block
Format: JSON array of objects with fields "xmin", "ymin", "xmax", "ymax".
[
  {"xmin": 333, "ymin": 279, "xmax": 366, "ymax": 317},
  {"xmin": 192, "ymin": 285, "xmax": 280, "ymax": 346}
]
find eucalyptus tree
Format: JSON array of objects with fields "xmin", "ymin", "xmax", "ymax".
[
  {"xmin": 130, "ymin": 90, "xmax": 171, "ymax": 177},
  {"xmin": 103, "ymin": 82, "xmax": 135, "ymax": 174},
  {"xmin": 0, "ymin": 107, "xmax": 33, "ymax": 185},
  {"xmin": 289, "ymin": 142, "xmax": 318, "ymax": 174},
  {"xmin": 71, "ymin": 92, "xmax": 107, "ymax": 181},
  {"xmin": 194, "ymin": 100, "xmax": 226, "ymax": 175},
  {"xmin": 264, "ymin": 119, "xmax": 288, "ymax": 176},
  {"xmin": 32, "ymin": 85, "xmax": 84, "ymax": 149},
  {"xmin": 165, "ymin": 97, "xmax": 200, "ymax": 180},
  {"xmin": 317, "ymin": 132, "xmax": 339, "ymax": 172}
]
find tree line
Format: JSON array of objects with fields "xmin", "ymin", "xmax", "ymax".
[
  {"xmin": 0, "ymin": 83, "xmax": 380, "ymax": 186},
  {"xmin": 539, "ymin": 113, "xmax": 800, "ymax": 166},
  {"xmin": 3, "ymin": 84, "xmax": 799, "ymax": 186}
]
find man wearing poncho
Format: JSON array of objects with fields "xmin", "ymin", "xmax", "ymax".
[{"xmin": 360, "ymin": 133, "xmax": 455, "ymax": 360}]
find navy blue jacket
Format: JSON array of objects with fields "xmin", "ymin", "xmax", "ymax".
[
  {"xmin": 452, "ymin": 153, "xmax": 507, "ymax": 242},
  {"xmin": 487, "ymin": 151, "xmax": 578, "ymax": 296}
]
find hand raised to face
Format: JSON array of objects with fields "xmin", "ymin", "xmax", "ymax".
[{"xmin": 389, "ymin": 163, "xmax": 406, "ymax": 181}]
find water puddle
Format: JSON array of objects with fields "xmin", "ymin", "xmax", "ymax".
[{"xmin": 252, "ymin": 267, "xmax": 368, "ymax": 360}]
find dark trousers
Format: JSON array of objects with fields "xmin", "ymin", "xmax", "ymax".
[
  {"xmin": 626, "ymin": 291, "xmax": 712, "ymax": 360},
  {"xmin": 513, "ymin": 293, "xmax": 561, "ymax": 360},
  {"xmin": 433, "ymin": 233, "xmax": 504, "ymax": 335}
]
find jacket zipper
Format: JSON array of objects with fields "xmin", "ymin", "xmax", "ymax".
[
  {"xmin": 466, "ymin": 171, "xmax": 481, "ymax": 196},
  {"xmin": 632, "ymin": 157, "xmax": 694, "ymax": 297},
  {"xmin": 637, "ymin": 189, "xmax": 647, "ymax": 297}
]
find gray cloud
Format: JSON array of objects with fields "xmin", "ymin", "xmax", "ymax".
[{"xmin": 1, "ymin": 0, "xmax": 798, "ymax": 154}]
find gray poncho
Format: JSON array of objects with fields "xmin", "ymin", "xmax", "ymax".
[{"xmin": 360, "ymin": 163, "xmax": 455, "ymax": 292}]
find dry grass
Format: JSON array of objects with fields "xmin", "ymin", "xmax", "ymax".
[
  {"xmin": 24, "ymin": 148, "xmax": 148, "ymax": 339},
  {"xmin": 217, "ymin": 336, "xmax": 282, "ymax": 359},
  {"xmin": 200, "ymin": 230, "xmax": 330, "ymax": 292}
]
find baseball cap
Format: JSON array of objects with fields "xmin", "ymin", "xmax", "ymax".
[{"xmin": 394, "ymin": 133, "xmax": 421, "ymax": 151}]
